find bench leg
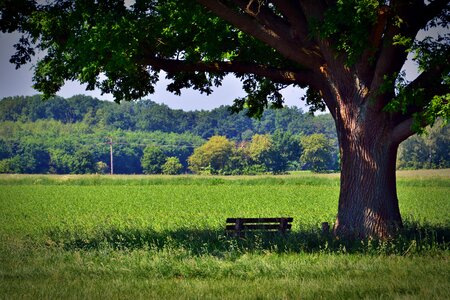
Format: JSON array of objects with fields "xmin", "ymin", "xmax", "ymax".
[
  {"xmin": 279, "ymin": 218, "xmax": 288, "ymax": 234},
  {"xmin": 235, "ymin": 218, "xmax": 243, "ymax": 237}
]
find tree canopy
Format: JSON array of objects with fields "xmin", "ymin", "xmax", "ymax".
[{"xmin": 1, "ymin": 0, "xmax": 448, "ymax": 124}]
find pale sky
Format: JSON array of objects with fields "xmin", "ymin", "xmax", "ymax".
[{"xmin": 0, "ymin": 32, "xmax": 307, "ymax": 111}]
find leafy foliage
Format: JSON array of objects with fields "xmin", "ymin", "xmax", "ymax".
[
  {"xmin": 162, "ymin": 157, "xmax": 183, "ymax": 175},
  {"xmin": 398, "ymin": 119, "xmax": 450, "ymax": 169},
  {"xmin": 319, "ymin": 0, "xmax": 381, "ymax": 65},
  {"xmin": 300, "ymin": 134, "xmax": 337, "ymax": 173},
  {"xmin": 70, "ymin": 147, "xmax": 95, "ymax": 174},
  {"xmin": 141, "ymin": 146, "xmax": 167, "ymax": 175},
  {"xmin": 247, "ymin": 133, "xmax": 273, "ymax": 171},
  {"xmin": 188, "ymin": 136, "xmax": 235, "ymax": 174}
]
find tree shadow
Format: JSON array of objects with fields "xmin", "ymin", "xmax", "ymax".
[{"xmin": 45, "ymin": 221, "xmax": 450, "ymax": 256}]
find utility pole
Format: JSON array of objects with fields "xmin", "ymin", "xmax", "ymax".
[{"xmin": 109, "ymin": 137, "xmax": 114, "ymax": 175}]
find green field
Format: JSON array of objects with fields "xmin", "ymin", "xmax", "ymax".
[{"xmin": 1, "ymin": 171, "xmax": 449, "ymax": 299}]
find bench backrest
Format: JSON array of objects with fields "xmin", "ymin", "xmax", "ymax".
[{"xmin": 226, "ymin": 217, "xmax": 293, "ymax": 232}]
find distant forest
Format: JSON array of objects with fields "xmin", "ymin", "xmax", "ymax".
[{"xmin": 0, "ymin": 95, "xmax": 448, "ymax": 174}]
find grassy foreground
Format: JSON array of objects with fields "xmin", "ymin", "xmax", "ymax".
[{"xmin": 0, "ymin": 171, "xmax": 449, "ymax": 299}]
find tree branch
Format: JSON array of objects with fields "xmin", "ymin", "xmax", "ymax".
[
  {"xmin": 391, "ymin": 118, "xmax": 414, "ymax": 145},
  {"xmin": 318, "ymin": 80, "xmax": 338, "ymax": 120},
  {"xmin": 233, "ymin": 0, "xmax": 293, "ymax": 39},
  {"xmin": 392, "ymin": 63, "xmax": 450, "ymax": 124},
  {"xmin": 405, "ymin": 64, "xmax": 449, "ymax": 97},
  {"xmin": 370, "ymin": 29, "xmax": 412, "ymax": 107},
  {"xmin": 195, "ymin": 0, "xmax": 322, "ymax": 70},
  {"xmin": 357, "ymin": 5, "xmax": 390, "ymax": 85},
  {"xmin": 270, "ymin": 0, "xmax": 310, "ymax": 42},
  {"xmin": 143, "ymin": 56, "xmax": 317, "ymax": 86},
  {"xmin": 368, "ymin": 0, "xmax": 444, "ymax": 99},
  {"xmin": 297, "ymin": 0, "xmax": 328, "ymax": 23}
]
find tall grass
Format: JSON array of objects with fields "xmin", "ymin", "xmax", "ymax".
[{"xmin": 1, "ymin": 170, "xmax": 449, "ymax": 186}]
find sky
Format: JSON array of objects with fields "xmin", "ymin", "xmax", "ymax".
[{"xmin": 0, "ymin": 32, "xmax": 307, "ymax": 112}]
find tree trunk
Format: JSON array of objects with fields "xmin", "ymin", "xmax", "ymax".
[{"xmin": 333, "ymin": 107, "xmax": 403, "ymax": 239}]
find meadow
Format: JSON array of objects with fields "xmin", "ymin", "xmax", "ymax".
[{"xmin": 0, "ymin": 170, "xmax": 449, "ymax": 299}]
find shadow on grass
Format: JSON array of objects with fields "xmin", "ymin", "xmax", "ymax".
[{"xmin": 45, "ymin": 221, "xmax": 450, "ymax": 256}]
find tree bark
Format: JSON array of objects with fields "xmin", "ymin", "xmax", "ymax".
[{"xmin": 333, "ymin": 103, "xmax": 403, "ymax": 239}]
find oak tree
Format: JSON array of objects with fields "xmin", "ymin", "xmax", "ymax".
[{"xmin": 1, "ymin": 0, "xmax": 449, "ymax": 238}]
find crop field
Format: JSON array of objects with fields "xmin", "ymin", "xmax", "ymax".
[{"xmin": 0, "ymin": 171, "xmax": 449, "ymax": 299}]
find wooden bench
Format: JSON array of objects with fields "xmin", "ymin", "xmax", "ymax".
[{"xmin": 226, "ymin": 217, "xmax": 293, "ymax": 236}]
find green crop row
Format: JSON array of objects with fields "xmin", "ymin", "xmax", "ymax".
[{"xmin": 1, "ymin": 177, "xmax": 449, "ymax": 251}]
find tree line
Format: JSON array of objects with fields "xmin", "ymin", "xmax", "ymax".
[
  {"xmin": 0, "ymin": 95, "xmax": 336, "ymax": 140},
  {"xmin": 0, "ymin": 95, "xmax": 448, "ymax": 175}
]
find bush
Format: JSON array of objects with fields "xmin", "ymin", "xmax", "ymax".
[
  {"xmin": 96, "ymin": 161, "xmax": 110, "ymax": 174},
  {"xmin": 162, "ymin": 157, "xmax": 183, "ymax": 175}
]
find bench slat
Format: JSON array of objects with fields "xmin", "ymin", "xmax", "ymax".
[
  {"xmin": 226, "ymin": 224, "xmax": 292, "ymax": 231},
  {"xmin": 226, "ymin": 217, "xmax": 293, "ymax": 223}
]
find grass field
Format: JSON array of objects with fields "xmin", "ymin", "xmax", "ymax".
[{"xmin": 0, "ymin": 171, "xmax": 449, "ymax": 299}]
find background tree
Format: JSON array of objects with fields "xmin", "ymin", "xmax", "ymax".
[
  {"xmin": 49, "ymin": 148, "xmax": 73, "ymax": 174},
  {"xmin": 0, "ymin": 95, "xmax": 338, "ymax": 143},
  {"xmin": 188, "ymin": 136, "xmax": 235, "ymax": 174},
  {"xmin": 1, "ymin": 0, "xmax": 449, "ymax": 238},
  {"xmin": 0, "ymin": 94, "xmax": 447, "ymax": 174},
  {"xmin": 269, "ymin": 130, "xmax": 302, "ymax": 173},
  {"xmin": 398, "ymin": 120, "xmax": 450, "ymax": 169},
  {"xmin": 141, "ymin": 146, "xmax": 166, "ymax": 174},
  {"xmin": 225, "ymin": 144, "xmax": 250, "ymax": 175},
  {"xmin": 300, "ymin": 134, "xmax": 336, "ymax": 173},
  {"xmin": 17, "ymin": 141, "xmax": 50, "ymax": 174},
  {"xmin": 420, "ymin": 119, "xmax": 450, "ymax": 169},
  {"xmin": 247, "ymin": 134, "xmax": 273, "ymax": 172},
  {"xmin": 70, "ymin": 147, "xmax": 95, "ymax": 174},
  {"xmin": 0, "ymin": 156, "xmax": 21, "ymax": 174},
  {"xmin": 111, "ymin": 144, "xmax": 143, "ymax": 174},
  {"xmin": 162, "ymin": 157, "xmax": 183, "ymax": 175},
  {"xmin": 0, "ymin": 139, "xmax": 12, "ymax": 161}
]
